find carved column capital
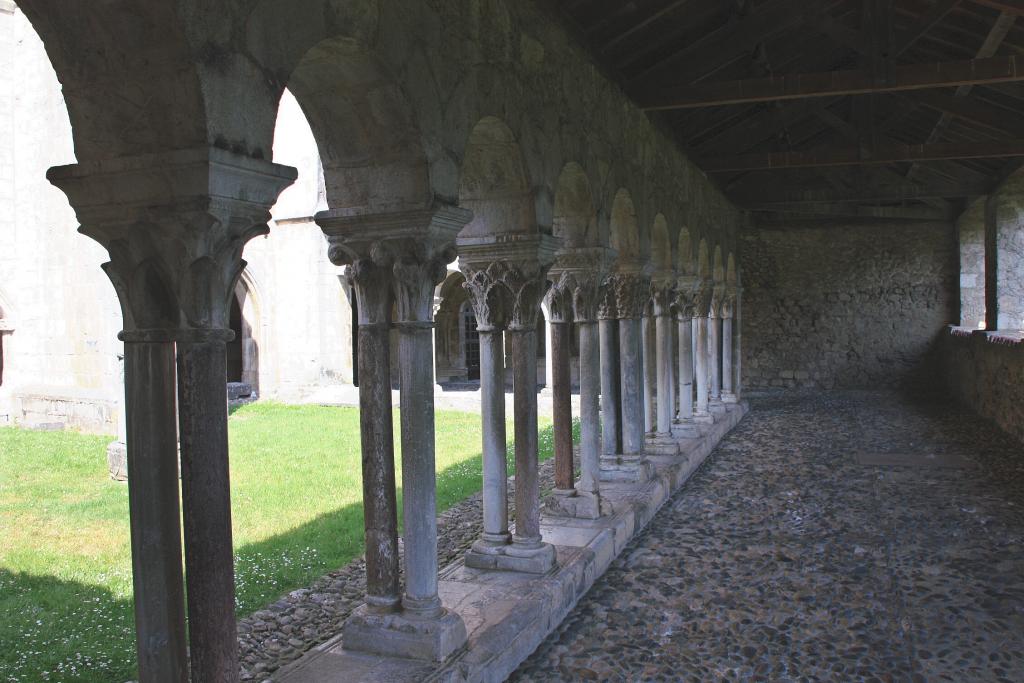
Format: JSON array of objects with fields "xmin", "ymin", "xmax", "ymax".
[
  {"xmin": 460, "ymin": 261, "xmax": 514, "ymax": 332},
  {"xmin": 721, "ymin": 287, "xmax": 739, "ymax": 320},
  {"xmin": 651, "ymin": 277, "xmax": 676, "ymax": 318},
  {"xmin": 692, "ymin": 280, "xmax": 714, "ymax": 319},
  {"xmin": 317, "ymin": 204, "xmax": 472, "ymax": 325},
  {"xmin": 544, "ymin": 273, "xmax": 575, "ymax": 325},
  {"xmin": 673, "ymin": 276, "xmax": 699, "ymax": 321},
  {"xmin": 47, "ymin": 147, "xmax": 297, "ymax": 338},
  {"xmin": 607, "ymin": 272, "xmax": 651, "ymax": 320},
  {"xmin": 708, "ymin": 285, "xmax": 727, "ymax": 319},
  {"xmin": 456, "ymin": 233, "xmax": 559, "ymax": 332}
]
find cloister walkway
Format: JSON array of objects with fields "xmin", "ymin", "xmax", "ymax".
[{"xmin": 513, "ymin": 391, "xmax": 1024, "ymax": 682}]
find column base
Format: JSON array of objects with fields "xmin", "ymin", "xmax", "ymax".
[
  {"xmin": 645, "ymin": 433, "xmax": 680, "ymax": 456},
  {"xmin": 106, "ymin": 440, "xmax": 128, "ymax": 481},
  {"xmin": 671, "ymin": 419, "xmax": 703, "ymax": 438},
  {"xmin": 599, "ymin": 456, "xmax": 655, "ymax": 483},
  {"xmin": 692, "ymin": 411, "xmax": 715, "ymax": 424},
  {"xmin": 342, "ymin": 603, "xmax": 468, "ymax": 663},
  {"xmin": 722, "ymin": 392, "xmax": 738, "ymax": 404},
  {"xmin": 543, "ymin": 488, "xmax": 606, "ymax": 519},
  {"xmin": 465, "ymin": 539, "xmax": 557, "ymax": 574}
]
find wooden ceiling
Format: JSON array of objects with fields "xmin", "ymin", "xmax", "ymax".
[{"xmin": 549, "ymin": 0, "xmax": 1024, "ymax": 223}]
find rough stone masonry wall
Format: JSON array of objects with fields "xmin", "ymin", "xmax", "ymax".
[
  {"xmin": 740, "ymin": 221, "xmax": 957, "ymax": 391},
  {"xmin": 940, "ymin": 330, "xmax": 1024, "ymax": 444}
]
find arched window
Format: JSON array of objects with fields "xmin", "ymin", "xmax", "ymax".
[{"xmin": 461, "ymin": 301, "xmax": 480, "ymax": 381}]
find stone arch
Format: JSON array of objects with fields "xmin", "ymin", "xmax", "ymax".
[
  {"xmin": 16, "ymin": 1, "xmax": 209, "ymax": 162},
  {"xmin": 697, "ymin": 239, "xmax": 711, "ymax": 280},
  {"xmin": 435, "ymin": 271, "xmax": 475, "ymax": 384},
  {"xmin": 651, "ymin": 214, "xmax": 672, "ymax": 272},
  {"xmin": 286, "ymin": 37, "xmax": 432, "ymax": 214},
  {"xmin": 610, "ymin": 188, "xmax": 640, "ymax": 263},
  {"xmin": 677, "ymin": 227, "xmax": 694, "ymax": 275},
  {"xmin": 458, "ymin": 116, "xmax": 536, "ymax": 237},
  {"xmin": 229, "ymin": 271, "xmax": 263, "ymax": 397},
  {"xmin": 713, "ymin": 245, "xmax": 725, "ymax": 283},
  {"xmin": 553, "ymin": 162, "xmax": 598, "ymax": 248},
  {"xmin": 726, "ymin": 253, "xmax": 737, "ymax": 285}
]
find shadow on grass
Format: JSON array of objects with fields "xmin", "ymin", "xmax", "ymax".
[
  {"xmin": 0, "ymin": 568, "xmax": 136, "ymax": 683},
  {"xmin": 231, "ymin": 421, "xmax": 567, "ymax": 615},
  {"xmin": 2, "ymin": 420, "xmax": 573, "ymax": 681}
]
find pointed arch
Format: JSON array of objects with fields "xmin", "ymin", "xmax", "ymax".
[
  {"xmin": 651, "ymin": 214, "xmax": 672, "ymax": 272},
  {"xmin": 677, "ymin": 227, "xmax": 694, "ymax": 275},
  {"xmin": 610, "ymin": 188, "xmax": 640, "ymax": 262}
]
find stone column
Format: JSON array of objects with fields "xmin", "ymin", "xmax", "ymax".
[
  {"xmin": 122, "ymin": 334, "xmax": 188, "ymax": 682},
  {"xmin": 647, "ymin": 279, "xmax": 679, "ymax": 454},
  {"xmin": 542, "ymin": 250, "xmax": 610, "ymax": 519},
  {"xmin": 642, "ymin": 308, "xmax": 656, "ymax": 435},
  {"xmin": 335, "ymin": 254, "xmax": 401, "ymax": 612},
  {"xmin": 672, "ymin": 280, "xmax": 700, "ymax": 437},
  {"xmin": 598, "ymin": 290, "xmax": 621, "ymax": 460},
  {"xmin": 50, "ymin": 148, "xmax": 296, "ymax": 683},
  {"xmin": 692, "ymin": 282, "xmax": 713, "ymax": 424},
  {"xmin": 721, "ymin": 288, "xmax": 738, "ymax": 403},
  {"xmin": 542, "ymin": 307, "xmax": 554, "ymax": 394},
  {"xmin": 320, "ymin": 206, "xmax": 470, "ymax": 662},
  {"xmin": 461, "ymin": 263, "xmax": 513, "ymax": 562},
  {"xmin": 708, "ymin": 286, "xmax": 724, "ymax": 411},
  {"xmin": 458, "ymin": 235, "xmax": 558, "ymax": 574},
  {"xmin": 544, "ymin": 275, "xmax": 575, "ymax": 494},
  {"xmin": 602, "ymin": 271, "xmax": 653, "ymax": 482}
]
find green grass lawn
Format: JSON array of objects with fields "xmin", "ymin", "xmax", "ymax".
[{"xmin": 0, "ymin": 403, "xmax": 556, "ymax": 683}]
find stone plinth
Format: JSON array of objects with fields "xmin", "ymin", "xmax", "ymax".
[{"xmin": 341, "ymin": 605, "xmax": 467, "ymax": 663}]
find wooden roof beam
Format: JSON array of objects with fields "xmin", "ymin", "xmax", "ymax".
[
  {"xmin": 701, "ymin": 138, "xmax": 1024, "ymax": 171},
  {"xmin": 639, "ymin": 54, "xmax": 1024, "ymax": 110},
  {"xmin": 732, "ymin": 179, "xmax": 989, "ymax": 204},
  {"xmin": 965, "ymin": 0, "xmax": 1024, "ymax": 14}
]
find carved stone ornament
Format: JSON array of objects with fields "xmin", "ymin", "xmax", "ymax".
[
  {"xmin": 607, "ymin": 273, "xmax": 651, "ymax": 320},
  {"xmin": 598, "ymin": 282, "xmax": 618, "ymax": 321},
  {"xmin": 460, "ymin": 261, "xmax": 514, "ymax": 332},
  {"xmin": 650, "ymin": 279, "xmax": 676, "ymax": 317},
  {"xmin": 317, "ymin": 203, "xmax": 473, "ymax": 325},
  {"xmin": 692, "ymin": 280, "xmax": 714, "ymax": 318},
  {"xmin": 708, "ymin": 284, "xmax": 727, "ymax": 319},
  {"xmin": 47, "ymin": 147, "xmax": 297, "ymax": 339},
  {"xmin": 544, "ymin": 272, "xmax": 576, "ymax": 324},
  {"xmin": 673, "ymin": 277, "xmax": 699, "ymax": 320},
  {"xmin": 721, "ymin": 288, "xmax": 739, "ymax": 320}
]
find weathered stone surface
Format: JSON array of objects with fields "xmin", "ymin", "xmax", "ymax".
[
  {"xmin": 514, "ymin": 391, "xmax": 1024, "ymax": 681},
  {"xmin": 940, "ymin": 328, "xmax": 1024, "ymax": 444},
  {"xmin": 740, "ymin": 221, "xmax": 957, "ymax": 391}
]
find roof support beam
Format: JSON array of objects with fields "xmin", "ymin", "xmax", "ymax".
[
  {"xmin": 755, "ymin": 203, "xmax": 954, "ymax": 220},
  {"xmin": 732, "ymin": 179, "xmax": 988, "ymax": 204},
  {"xmin": 965, "ymin": 0, "xmax": 1024, "ymax": 14},
  {"xmin": 701, "ymin": 138, "xmax": 1024, "ymax": 171},
  {"xmin": 639, "ymin": 54, "xmax": 1024, "ymax": 110}
]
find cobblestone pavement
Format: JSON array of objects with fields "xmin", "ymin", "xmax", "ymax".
[{"xmin": 513, "ymin": 391, "xmax": 1024, "ymax": 683}]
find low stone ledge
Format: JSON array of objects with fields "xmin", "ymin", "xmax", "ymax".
[{"xmin": 274, "ymin": 402, "xmax": 749, "ymax": 683}]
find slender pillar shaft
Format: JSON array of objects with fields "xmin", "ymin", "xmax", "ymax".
[
  {"xmin": 577, "ymin": 321, "xmax": 601, "ymax": 494},
  {"xmin": 709, "ymin": 316, "xmax": 722, "ymax": 401},
  {"xmin": 599, "ymin": 318, "xmax": 621, "ymax": 455},
  {"xmin": 722, "ymin": 317, "xmax": 735, "ymax": 397},
  {"xmin": 397, "ymin": 323, "xmax": 443, "ymax": 616},
  {"xmin": 619, "ymin": 318, "xmax": 644, "ymax": 455},
  {"xmin": 642, "ymin": 315, "xmax": 656, "ymax": 434},
  {"xmin": 677, "ymin": 317, "xmax": 694, "ymax": 420},
  {"xmin": 694, "ymin": 317, "xmax": 709, "ymax": 416},
  {"xmin": 176, "ymin": 339, "xmax": 238, "ymax": 683},
  {"xmin": 357, "ymin": 322, "xmax": 400, "ymax": 610},
  {"xmin": 124, "ymin": 341, "xmax": 188, "ymax": 683},
  {"xmin": 551, "ymin": 321, "xmax": 574, "ymax": 491},
  {"xmin": 509, "ymin": 328, "xmax": 542, "ymax": 545},
  {"xmin": 655, "ymin": 313, "xmax": 674, "ymax": 434},
  {"xmin": 479, "ymin": 330, "xmax": 510, "ymax": 544}
]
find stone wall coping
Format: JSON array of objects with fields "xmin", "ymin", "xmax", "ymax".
[{"xmin": 947, "ymin": 325, "xmax": 1024, "ymax": 347}]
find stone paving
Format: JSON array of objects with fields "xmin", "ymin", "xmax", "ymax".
[{"xmin": 512, "ymin": 391, "xmax": 1024, "ymax": 683}]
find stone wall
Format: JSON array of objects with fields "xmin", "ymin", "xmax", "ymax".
[
  {"xmin": 957, "ymin": 199, "xmax": 986, "ymax": 329},
  {"xmin": 740, "ymin": 221, "xmax": 958, "ymax": 391},
  {"xmin": 940, "ymin": 328, "xmax": 1024, "ymax": 444}
]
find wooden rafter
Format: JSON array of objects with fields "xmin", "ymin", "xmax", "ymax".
[
  {"xmin": 700, "ymin": 138, "xmax": 1024, "ymax": 171},
  {"xmin": 639, "ymin": 54, "xmax": 1024, "ymax": 110}
]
